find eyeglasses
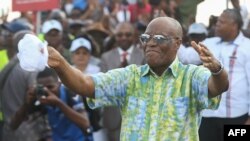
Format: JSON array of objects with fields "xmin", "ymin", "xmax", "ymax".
[
  {"xmin": 116, "ymin": 32, "xmax": 133, "ymax": 38},
  {"xmin": 139, "ymin": 33, "xmax": 179, "ymax": 45}
]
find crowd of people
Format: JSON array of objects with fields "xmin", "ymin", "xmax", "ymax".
[{"xmin": 0, "ymin": 0, "xmax": 250, "ymax": 141}]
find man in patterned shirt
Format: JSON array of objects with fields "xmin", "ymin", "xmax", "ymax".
[{"xmin": 47, "ymin": 17, "xmax": 229, "ymax": 141}]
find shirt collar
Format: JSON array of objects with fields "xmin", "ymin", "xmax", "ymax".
[
  {"xmin": 141, "ymin": 57, "xmax": 179, "ymax": 78},
  {"xmin": 117, "ymin": 45, "xmax": 134, "ymax": 55},
  {"xmin": 216, "ymin": 32, "xmax": 243, "ymax": 46},
  {"xmin": 233, "ymin": 32, "xmax": 244, "ymax": 46}
]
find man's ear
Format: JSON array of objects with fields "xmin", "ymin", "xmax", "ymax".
[{"xmin": 175, "ymin": 38, "xmax": 182, "ymax": 50}]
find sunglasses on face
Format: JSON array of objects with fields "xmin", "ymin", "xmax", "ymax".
[
  {"xmin": 139, "ymin": 34, "xmax": 179, "ymax": 45},
  {"xmin": 116, "ymin": 32, "xmax": 133, "ymax": 38}
]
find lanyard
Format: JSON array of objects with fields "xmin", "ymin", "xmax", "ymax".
[{"xmin": 225, "ymin": 44, "xmax": 239, "ymax": 117}]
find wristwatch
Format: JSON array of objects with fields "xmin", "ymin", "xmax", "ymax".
[
  {"xmin": 211, "ymin": 61, "xmax": 224, "ymax": 75},
  {"xmin": 86, "ymin": 126, "xmax": 93, "ymax": 134}
]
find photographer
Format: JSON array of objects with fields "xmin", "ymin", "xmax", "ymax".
[
  {"xmin": 10, "ymin": 67, "xmax": 93, "ymax": 141},
  {"xmin": 0, "ymin": 29, "xmax": 48, "ymax": 141}
]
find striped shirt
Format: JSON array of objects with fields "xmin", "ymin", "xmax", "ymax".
[{"xmin": 88, "ymin": 58, "xmax": 220, "ymax": 141}]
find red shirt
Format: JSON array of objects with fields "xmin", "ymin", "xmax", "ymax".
[{"xmin": 128, "ymin": 3, "xmax": 151, "ymax": 23}]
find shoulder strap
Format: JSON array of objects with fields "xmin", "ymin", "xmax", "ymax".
[{"xmin": 62, "ymin": 85, "xmax": 75, "ymax": 107}]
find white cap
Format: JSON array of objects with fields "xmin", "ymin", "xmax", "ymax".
[
  {"xmin": 42, "ymin": 20, "xmax": 62, "ymax": 34},
  {"xmin": 187, "ymin": 23, "xmax": 208, "ymax": 35},
  {"xmin": 70, "ymin": 38, "xmax": 91, "ymax": 52}
]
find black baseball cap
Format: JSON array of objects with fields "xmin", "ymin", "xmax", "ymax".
[{"xmin": 2, "ymin": 20, "xmax": 31, "ymax": 33}]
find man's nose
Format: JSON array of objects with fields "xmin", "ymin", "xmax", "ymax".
[{"xmin": 146, "ymin": 37, "xmax": 157, "ymax": 46}]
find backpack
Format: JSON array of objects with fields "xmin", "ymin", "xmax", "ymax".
[{"xmin": 82, "ymin": 97, "xmax": 102, "ymax": 132}]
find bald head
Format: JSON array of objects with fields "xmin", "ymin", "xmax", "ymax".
[{"xmin": 147, "ymin": 17, "xmax": 183, "ymax": 39}]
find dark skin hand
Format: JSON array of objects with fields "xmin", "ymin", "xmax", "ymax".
[
  {"xmin": 10, "ymin": 87, "xmax": 36, "ymax": 130},
  {"xmin": 38, "ymin": 87, "xmax": 61, "ymax": 106},
  {"xmin": 47, "ymin": 47, "xmax": 95, "ymax": 98},
  {"xmin": 39, "ymin": 88, "xmax": 91, "ymax": 130},
  {"xmin": 11, "ymin": 86, "xmax": 91, "ymax": 131},
  {"xmin": 192, "ymin": 41, "xmax": 249, "ymax": 123},
  {"xmin": 191, "ymin": 41, "xmax": 222, "ymax": 73},
  {"xmin": 191, "ymin": 41, "xmax": 229, "ymax": 98}
]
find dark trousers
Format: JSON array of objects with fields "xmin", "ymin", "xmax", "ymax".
[{"xmin": 199, "ymin": 114, "xmax": 248, "ymax": 141}]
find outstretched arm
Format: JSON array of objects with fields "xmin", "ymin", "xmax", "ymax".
[
  {"xmin": 191, "ymin": 41, "xmax": 229, "ymax": 98},
  {"xmin": 47, "ymin": 47, "xmax": 95, "ymax": 98}
]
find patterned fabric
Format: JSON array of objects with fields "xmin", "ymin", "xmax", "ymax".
[{"xmin": 88, "ymin": 58, "xmax": 220, "ymax": 141}]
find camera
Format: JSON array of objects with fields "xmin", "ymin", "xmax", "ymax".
[{"xmin": 35, "ymin": 84, "xmax": 48, "ymax": 99}]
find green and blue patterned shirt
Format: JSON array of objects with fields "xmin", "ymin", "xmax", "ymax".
[{"xmin": 88, "ymin": 58, "xmax": 220, "ymax": 141}]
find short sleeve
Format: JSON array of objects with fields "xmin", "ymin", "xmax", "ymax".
[
  {"xmin": 87, "ymin": 65, "xmax": 136, "ymax": 109},
  {"xmin": 192, "ymin": 66, "xmax": 221, "ymax": 111}
]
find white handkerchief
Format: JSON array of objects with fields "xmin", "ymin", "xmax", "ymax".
[{"xmin": 17, "ymin": 34, "xmax": 48, "ymax": 71}]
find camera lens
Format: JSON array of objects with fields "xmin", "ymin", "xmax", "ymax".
[{"xmin": 35, "ymin": 84, "xmax": 47, "ymax": 98}]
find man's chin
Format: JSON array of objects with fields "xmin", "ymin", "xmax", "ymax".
[{"xmin": 147, "ymin": 60, "xmax": 158, "ymax": 68}]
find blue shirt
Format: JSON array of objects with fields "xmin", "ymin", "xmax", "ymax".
[{"xmin": 46, "ymin": 85, "xmax": 86, "ymax": 141}]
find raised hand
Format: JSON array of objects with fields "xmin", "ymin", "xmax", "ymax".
[
  {"xmin": 39, "ymin": 87, "xmax": 60, "ymax": 106},
  {"xmin": 191, "ymin": 41, "xmax": 222, "ymax": 74},
  {"xmin": 47, "ymin": 46, "xmax": 65, "ymax": 69}
]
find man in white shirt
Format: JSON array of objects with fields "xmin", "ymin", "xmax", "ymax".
[{"xmin": 199, "ymin": 9, "xmax": 250, "ymax": 141}]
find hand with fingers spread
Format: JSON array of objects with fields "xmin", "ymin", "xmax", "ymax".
[
  {"xmin": 191, "ymin": 40, "xmax": 228, "ymax": 98},
  {"xmin": 191, "ymin": 41, "xmax": 223, "ymax": 75}
]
